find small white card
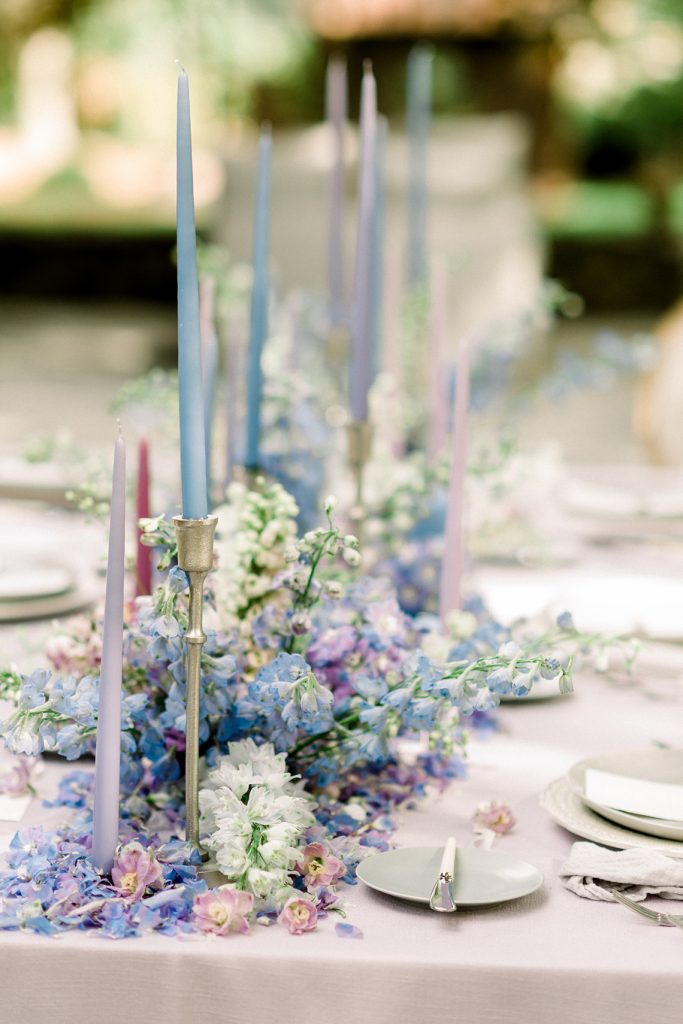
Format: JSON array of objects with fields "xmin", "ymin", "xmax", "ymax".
[
  {"xmin": 0, "ymin": 794, "xmax": 31, "ymax": 823},
  {"xmin": 585, "ymin": 768, "xmax": 683, "ymax": 822}
]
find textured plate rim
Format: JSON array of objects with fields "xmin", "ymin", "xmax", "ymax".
[{"xmin": 540, "ymin": 776, "xmax": 683, "ymax": 858}]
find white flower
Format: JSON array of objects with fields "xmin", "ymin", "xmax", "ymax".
[
  {"xmin": 199, "ymin": 741, "xmax": 316, "ymax": 908},
  {"xmin": 342, "ymin": 548, "xmax": 361, "ymax": 567}
]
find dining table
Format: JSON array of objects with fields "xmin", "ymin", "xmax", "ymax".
[{"xmin": 0, "ymin": 495, "xmax": 682, "ymax": 1024}]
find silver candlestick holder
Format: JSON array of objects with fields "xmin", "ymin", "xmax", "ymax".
[
  {"xmin": 173, "ymin": 513, "xmax": 218, "ymax": 850},
  {"xmin": 346, "ymin": 420, "xmax": 373, "ymax": 546}
]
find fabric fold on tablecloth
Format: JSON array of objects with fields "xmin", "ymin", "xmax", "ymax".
[{"xmin": 560, "ymin": 841, "xmax": 683, "ymax": 902}]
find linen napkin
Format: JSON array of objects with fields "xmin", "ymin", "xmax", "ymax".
[{"xmin": 560, "ymin": 841, "xmax": 683, "ymax": 902}]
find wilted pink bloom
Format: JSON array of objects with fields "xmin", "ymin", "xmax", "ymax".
[
  {"xmin": 0, "ymin": 756, "xmax": 35, "ymax": 796},
  {"xmin": 111, "ymin": 842, "xmax": 164, "ymax": 900},
  {"xmin": 295, "ymin": 842, "xmax": 345, "ymax": 890},
  {"xmin": 192, "ymin": 887, "xmax": 253, "ymax": 936},
  {"xmin": 473, "ymin": 800, "xmax": 516, "ymax": 835},
  {"xmin": 278, "ymin": 896, "xmax": 318, "ymax": 935}
]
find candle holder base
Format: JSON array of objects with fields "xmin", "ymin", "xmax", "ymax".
[
  {"xmin": 173, "ymin": 514, "xmax": 218, "ymax": 851},
  {"xmin": 325, "ymin": 323, "xmax": 350, "ymax": 369}
]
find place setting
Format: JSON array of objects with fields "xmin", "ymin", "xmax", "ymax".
[{"xmin": 542, "ymin": 747, "xmax": 683, "ymax": 859}]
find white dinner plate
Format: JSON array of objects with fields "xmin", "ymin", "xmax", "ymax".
[
  {"xmin": 540, "ymin": 775, "xmax": 683, "ymax": 858},
  {"xmin": 356, "ymin": 845, "xmax": 543, "ymax": 907},
  {"xmin": 0, "ymin": 587, "xmax": 93, "ymax": 623},
  {"xmin": 476, "ymin": 568, "xmax": 683, "ymax": 641},
  {"xmin": 0, "ymin": 565, "xmax": 73, "ymax": 601},
  {"xmin": 567, "ymin": 749, "xmax": 683, "ymax": 842}
]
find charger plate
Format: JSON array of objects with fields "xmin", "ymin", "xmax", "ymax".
[
  {"xmin": 356, "ymin": 845, "xmax": 543, "ymax": 907},
  {"xmin": 541, "ymin": 775, "xmax": 683, "ymax": 858},
  {"xmin": 567, "ymin": 749, "xmax": 683, "ymax": 842}
]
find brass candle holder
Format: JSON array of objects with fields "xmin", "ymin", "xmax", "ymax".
[
  {"xmin": 346, "ymin": 419, "xmax": 373, "ymax": 545},
  {"xmin": 325, "ymin": 323, "xmax": 350, "ymax": 371},
  {"xmin": 173, "ymin": 513, "xmax": 218, "ymax": 850}
]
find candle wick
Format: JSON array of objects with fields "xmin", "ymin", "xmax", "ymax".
[
  {"xmin": 363, "ymin": 59, "xmax": 373, "ymax": 75},
  {"xmin": 261, "ymin": 121, "xmax": 272, "ymax": 138},
  {"xmin": 175, "ymin": 59, "xmax": 186, "ymax": 75},
  {"xmin": 116, "ymin": 419, "xmax": 122, "ymax": 439}
]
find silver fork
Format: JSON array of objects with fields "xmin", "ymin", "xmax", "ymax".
[{"xmin": 610, "ymin": 888, "xmax": 683, "ymax": 929}]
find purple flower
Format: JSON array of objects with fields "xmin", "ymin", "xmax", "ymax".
[
  {"xmin": 192, "ymin": 887, "xmax": 253, "ymax": 936},
  {"xmin": 111, "ymin": 842, "xmax": 164, "ymax": 900},
  {"xmin": 473, "ymin": 800, "xmax": 515, "ymax": 835},
  {"xmin": 0, "ymin": 756, "xmax": 35, "ymax": 796},
  {"xmin": 295, "ymin": 842, "xmax": 345, "ymax": 891},
  {"xmin": 278, "ymin": 896, "xmax": 318, "ymax": 935}
]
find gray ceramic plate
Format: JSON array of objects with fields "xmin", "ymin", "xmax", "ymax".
[
  {"xmin": 567, "ymin": 750, "xmax": 683, "ymax": 842},
  {"xmin": 356, "ymin": 845, "xmax": 543, "ymax": 907},
  {"xmin": 541, "ymin": 775, "xmax": 683, "ymax": 857}
]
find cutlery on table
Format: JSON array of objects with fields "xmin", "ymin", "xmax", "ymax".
[
  {"xmin": 429, "ymin": 836, "xmax": 457, "ymax": 913},
  {"xmin": 610, "ymin": 888, "xmax": 683, "ymax": 929}
]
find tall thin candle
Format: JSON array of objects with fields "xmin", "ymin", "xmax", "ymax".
[
  {"xmin": 200, "ymin": 275, "xmax": 218, "ymax": 506},
  {"xmin": 439, "ymin": 341, "xmax": 470, "ymax": 619},
  {"xmin": 406, "ymin": 44, "xmax": 433, "ymax": 288},
  {"xmin": 427, "ymin": 258, "xmax": 449, "ymax": 460},
  {"xmin": 370, "ymin": 113, "xmax": 387, "ymax": 384},
  {"xmin": 326, "ymin": 57, "xmax": 347, "ymax": 326},
  {"xmin": 223, "ymin": 317, "xmax": 239, "ymax": 489},
  {"xmin": 92, "ymin": 430, "xmax": 126, "ymax": 873},
  {"xmin": 135, "ymin": 438, "xmax": 152, "ymax": 597},
  {"xmin": 349, "ymin": 62, "xmax": 377, "ymax": 423},
  {"xmin": 176, "ymin": 67, "xmax": 208, "ymax": 520},
  {"xmin": 244, "ymin": 125, "xmax": 272, "ymax": 470}
]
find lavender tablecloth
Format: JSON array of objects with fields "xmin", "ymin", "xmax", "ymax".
[
  {"xmin": 0, "ymin": 667, "xmax": 682, "ymax": 1024},
  {"xmin": 1, "ymin": 504, "xmax": 683, "ymax": 1024}
]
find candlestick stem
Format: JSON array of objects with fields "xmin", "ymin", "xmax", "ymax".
[
  {"xmin": 173, "ymin": 514, "xmax": 217, "ymax": 850},
  {"xmin": 346, "ymin": 420, "xmax": 372, "ymax": 545}
]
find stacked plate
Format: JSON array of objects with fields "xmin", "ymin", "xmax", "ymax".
[
  {"xmin": 0, "ymin": 558, "xmax": 91, "ymax": 622},
  {"xmin": 541, "ymin": 748, "xmax": 683, "ymax": 859}
]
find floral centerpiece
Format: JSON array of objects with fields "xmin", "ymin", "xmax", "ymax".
[{"xmin": 0, "ymin": 479, "xmax": 632, "ymax": 940}]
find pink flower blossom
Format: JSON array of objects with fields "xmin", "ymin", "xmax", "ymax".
[
  {"xmin": 278, "ymin": 896, "xmax": 318, "ymax": 935},
  {"xmin": 0, "ymin": 756, "xmax": 35, "ymax": 796},
  {"xmin": 473, "ymin": 800, "xmax": 516, "ymax": 836},
  {"xmin": 295, "ymin": 842, "xmax": 345, "ymax": 890},
  {"xmin": 46, "ymin": 619, "xmax": 102, "ymax": 675},
  {"xmin": 111, "ymin": 842, "xmax": 164, "ymax": 900},
  {"xmin": 192, "ymin": 887, "xmax": 253, "ymax": 936}
]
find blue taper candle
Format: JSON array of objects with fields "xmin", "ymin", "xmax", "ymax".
[
  {"xmin": 244, "ymin": 125, "xmax": 272, "ymax": 470},
  {"xmin": 200, "ymin": 274, "xmax": 218, "ymax": 507},
  {"xmin": 176, "ymin": 67, "xmax": 208, "ymax": 519},
  {"xmin": 349, "ymin": 62, "xmax": 377, "ymax": 423},
  {"xmin": 406, "ymin": 44, "xmax": 433, "ymax": 288}
]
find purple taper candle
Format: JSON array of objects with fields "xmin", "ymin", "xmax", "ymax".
[
  {"xmin": 326, "ymin": 56, "xmax": 347, "ymax": 326},
  {"xmin": 92, "ymin": 428, "xmax": 126, "ymax": 873},
  {"xmin": 428, "ymin": 258, "xmax": 449, "ymax": 460},
  {"xmin": 349, "ymin": 61, "xmax": 377, "ymax": 423},
  {"xmin": 439, "ymin": 341, "xmax": 470, "ymax": 619}
]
